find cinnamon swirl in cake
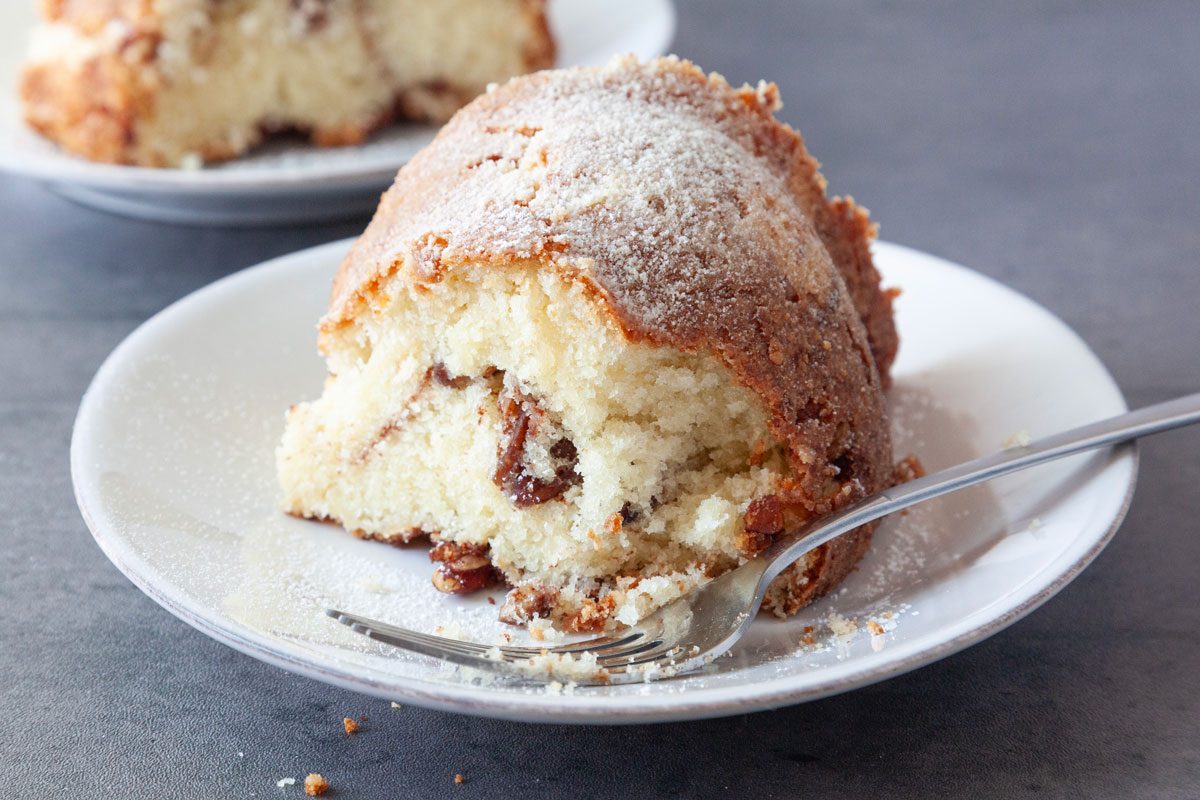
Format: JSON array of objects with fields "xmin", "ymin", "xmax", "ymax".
[
  {"xmin": 277, "ymin": 56, "xmax": 899, "ymax": 631},
  {"xmin": 20, "ymin": 0, "xmax": 554, "ymax": 166}
]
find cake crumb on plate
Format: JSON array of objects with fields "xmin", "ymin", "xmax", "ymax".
[
  {"xmin": 827, "ymin": 612, "xmax": 858, "ymax": 637},
  {"xmin": 1002, "ymin": 429, "xmax": 1032, "ymax": 448},
  {"xmin": 304, "ymin": 773, "xmax": 329, "ymax": 796}
]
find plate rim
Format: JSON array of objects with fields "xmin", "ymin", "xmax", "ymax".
[{"xmin": 70, "ymin": 238, "xmax": 1139, "ymax": 724}]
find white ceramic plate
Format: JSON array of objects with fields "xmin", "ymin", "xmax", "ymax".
[
  {"xmin": 0, "ymin": 0, "xmax": 675, "ymax": 225},
  {"xmin": 71, "ymin": 240, "xmax": 1136, "ymax": 724}
]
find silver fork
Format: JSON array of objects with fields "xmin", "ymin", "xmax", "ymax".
[{"xmin": 328, "ymin": 392, "xmax": 1200, "ymax": 685}]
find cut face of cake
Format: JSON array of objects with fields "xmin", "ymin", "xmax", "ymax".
[
  {"xmin": 277, "ymin": 56, "xmax": 899, "ymax": 631},
  {"xmin": 20, "ymin": 0, "xmax": 554, "ymax": 166}
]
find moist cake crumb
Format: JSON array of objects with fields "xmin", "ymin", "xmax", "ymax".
[
  {"xmin": 527, "ymin": 618, "xmax": 562, "ymax": 642},
  {"xmin": 512, "ymin": 649, "xmax": 609, "ymax": 684},
  {"xmin": 892, "ymin": 455, "xmax": 926, "ymax": 484},
  {"xmin": 304, "ymin": 773, "xmax": 329, "ymax": 796},
  {"xmin": 827, "ymin": 612, "xmax": 858, "ymax": 637},
  {"xmin": 1003, "ymin": 429, "xmax": 1033, "ymax": 449},
  {"xmin": 342, "ymin": 717, "xmax": 359, "ymax": 735}
]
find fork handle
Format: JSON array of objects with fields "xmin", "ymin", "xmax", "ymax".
[{"xmin": 760, "ymin": 391, "xmax": 1200, "ymax": 585}]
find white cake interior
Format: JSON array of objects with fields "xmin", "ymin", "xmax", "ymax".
[{"xmin": 278, "ymin": 264, "xmax": 809, "ymax": 626}]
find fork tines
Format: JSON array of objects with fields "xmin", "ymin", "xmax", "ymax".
[{"xmin": 326, "ymin": 609, "xmax": 690, "ymax": 683}]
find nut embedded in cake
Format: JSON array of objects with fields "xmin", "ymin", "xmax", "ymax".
[{"xmin": 276, "ymin": 56, "xmax": 899, "ymax": 632}]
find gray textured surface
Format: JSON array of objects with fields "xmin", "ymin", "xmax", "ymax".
[{"xmin": 2, "ymin": 1, "xmax": 1199, "ymax": 797}]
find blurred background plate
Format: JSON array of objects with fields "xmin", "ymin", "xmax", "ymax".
[{"xmin": 0, "ymin": 0, "xmax": 676, "ymax": 225}]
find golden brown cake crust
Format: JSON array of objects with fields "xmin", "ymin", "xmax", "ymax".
[
  {"xmin": 324, "ymin": 56, "xmax": 898, "ymax": 616},
  {"xmin": 20, "ymin": 0, "xmax": 556, "ymax": 166}
]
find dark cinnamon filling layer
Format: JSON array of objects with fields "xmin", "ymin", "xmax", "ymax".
[
  {"xmin": 429, "ymin": 361, "xmax": 472, "ymax": 389},
  {"xmin": 493, "ymin": 382, "xmax": 580, "ymax": 507}
]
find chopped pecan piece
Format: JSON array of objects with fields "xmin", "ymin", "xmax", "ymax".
[
  {"xmin": 739, "ymin": 494, "xmax": 785, "ymax": 555},
  {"xmin": 493, "ymin": 383, "xmax": 580, "ymax": 507},
  {"xmin": 432, "ymin": 567, "xmax": 492, "ymax": 594},
  {"xmin": 429, "ymin": 541, "xmax": 498, "ymax": 594}
]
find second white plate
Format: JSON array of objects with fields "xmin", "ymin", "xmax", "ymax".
[
  {"xmin": 71, "ymin": 240, "xmax": 1136, "ymax": 723},
  {"xmin": 0, "ymin": 0, "xmax": 676, "ymax": 224}
]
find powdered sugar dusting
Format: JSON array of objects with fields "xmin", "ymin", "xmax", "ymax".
[{"xmin": 331, "ymin": 56, "xmax": 838, "ymax": 342}]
